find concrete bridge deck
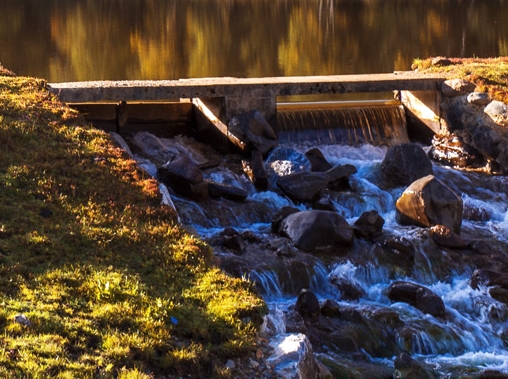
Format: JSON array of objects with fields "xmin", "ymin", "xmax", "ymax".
[{"xmin": 48, "ymin": 72, "xmax": 445, "ymax": 103}]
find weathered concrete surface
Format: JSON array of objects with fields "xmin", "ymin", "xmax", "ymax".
[{"xmin": 48, "ymin": 72, "xmax": 446, "ymax": 103}]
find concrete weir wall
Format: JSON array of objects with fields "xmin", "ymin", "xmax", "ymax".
[{"xmin": 49, "ymin": 73, "xmax": 446, "ymax": 146}]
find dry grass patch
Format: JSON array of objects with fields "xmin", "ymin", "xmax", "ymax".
[{"xmin": 412, "ymin": 56, "xmax": 508, "ymax": 103}]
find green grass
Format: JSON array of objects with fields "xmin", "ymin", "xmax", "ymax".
[{"xmin": 0, "ymin": 68, "xmax": 266, "ymax": 378}]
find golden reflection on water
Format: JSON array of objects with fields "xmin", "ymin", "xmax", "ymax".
[{"xmin": 1, "ymin": 0, "xmax": 507, "ymax": 81}]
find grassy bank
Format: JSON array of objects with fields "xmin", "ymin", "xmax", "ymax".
[
  {"xmin": 0, "ymin": 66, "xmax": 266, "ymax": 378},
  {"xmin": 412, "ymin": 56, "xmax": 508, "ymax": 103}
]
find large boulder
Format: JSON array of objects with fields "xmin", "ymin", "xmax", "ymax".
[
  {"xmin": 395, "ymin": 175, "xmax": 463, "ymax": 234},
  {"xmin": 387, "ymin": 281, "xmax": 445, "ymax": 318},
  {"xmin": 279, "ymin": 210, "xmax": 354, "ymax": 254},
  {"xmin": 381, "ymin": 143, "xmax": 433, "ymax": 187}
]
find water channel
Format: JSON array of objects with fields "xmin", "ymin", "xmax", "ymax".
[{"xmin": 1, "ymin": 0, "xmax": 508, "ymax": 82}]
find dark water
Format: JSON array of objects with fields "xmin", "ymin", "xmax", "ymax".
[{"xmin": 1, "ymin": 0, "xmax": 507, "ymax": 82}]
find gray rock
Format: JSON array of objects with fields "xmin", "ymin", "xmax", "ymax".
[
  {"xmin": 467, "ymin": 91, "xmax": 490, "ymax": 105},
  {"xmin": 280, "ymin": 210, "xmax": 354, "ymax": 253},
  {"xmin": 267, "ymin": 333, "xmax": 318, "ymax": 379},
  {"xmin": 228, "ymin": 110, "xmax": 278, "ymax": 156},
  {"xmin": 387, "ymin": 281, "xmax": 445, "ymax": 318},
  {"xmin": 381, "ymin": 143, "xmax": 433, "ymax": 187},
  {"xmin": 484, "ymin": 100, "xmax": 508, "ymax": 117},
  {"xmin": 442, "ymin": 79, "xmax": 476, "ymax": 97},
  {"xmin": 276, "ymin": 171, "xmax": 328, "ymax": 202}
]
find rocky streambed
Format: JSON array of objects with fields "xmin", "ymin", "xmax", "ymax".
[{"xmin": 111, "ymin": 78, "xmax": 508, "ymax": 378}]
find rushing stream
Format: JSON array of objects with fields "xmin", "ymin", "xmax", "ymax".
[{"xmin": 114, "ymin": 107, "xmax": 508, "ymax": 377}]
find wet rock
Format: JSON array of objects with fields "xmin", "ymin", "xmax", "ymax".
[
  {"xmin": 250, "ymin": 149, "xmax": 268, "ymax": 190},
  {"xmin": 478, "ymin": 370, "xmax": 508, "ymax": 379},
  {"xmin": 381, "ymin": 143, "xmax": 433, "ymax": 187},
  {"xmin": 325, "ymin": 164, "xmax": 357, "ymax": 190},
  {"xmin": 206, "ymin": 180, "xmax": 248, "ymax": 201},
  {"xmin": 429, "ymin": 224, "xmax": 467, "ymax": 249},
  {"xmin": 489, "ymin": 287, "xmax": 508, "ymax": 305},
  {"xmin": 265, "ymin": 147, "xmax": 311, "ymax": 190},
  {"xmin": 279, "ymin": 210, "xmax": 354, "ymax": 254},
  {"xmin": 441, "ymin": 79, "xmax": 476, "ymax": 97},
  {"xmin": 217, "ymin": 228, "xmax": 246, "ymax": 254},
  {"xmin": 368, "ymin": 242, "xmax": 414, "ymax": 278},
  {"xmin": 320, "ymin": 299, "xmax": 341, "ymax": 318},
  {"xmin": 157, "ymin": 155, "xmax": 209, "ymax": 201},
  {"xmin": 267, "ymin": 237, "xmax": 295, "ymax": 257},
  {"xmin": 441, "ymin": 95, "xmax": 508, "ymax": 173},
  {"xmin": 228, "ymin": 110, "xmax": 278, "ymax": 156},
  {"xmin": 330, "ymin": 277, "xmax": 365, "ymax": 301},
  {"xmin": 468, "ymin": 240, "xmax": 495, "ymax": 255},
  {"xmin": 387, "ymin": 281, "xmax": 445, "ymax": 318},
  {"xmin": 295, "ymin": 289, "xmax": 320, "ymax": 318},
  {"xmin": 430, "ymin": 133, "xmax": 485, "ymax": 168},
  {"xmin": 467, "ymin": 91, "xmax": 490, "ymax": 105},
  {"xmin": 271, "ymin": 206, "xmax": 300, "ymax": 234},
  {"xmin": 312, "ymin": 193, "xmax": 336, "ymax": 211},
  {"xmin": 395, "ymin": 175, "xmax": 463, "ymax": 234},
  {"xmin": 463, "ymin": 203, "xmax": 490, "ymax": 222},
  {"xmin": 394, "ymin": 351, "xmax": 435, "ymax": 379},
  {"xmin": 470, "ymin": 269, "xmax": 508, "ymax": 290},
  {"xmin": 353, "ymin": 210, "xmax": 385, "ymax": 239},
  {"xmin": 276, "ymin": 171, "xmax": 328, "ymax": 202},
  {"xmin": 305, "ymin": 147, "xmax": 333, "ymax": 172},
  {"xmin": 266, "ymin": 333, "xmax": 318, "ymax": 379}
]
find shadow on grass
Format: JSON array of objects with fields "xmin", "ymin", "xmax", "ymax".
[{"xmin": 0, "ymin": 76, "xmax": 266, "ymax": 378}]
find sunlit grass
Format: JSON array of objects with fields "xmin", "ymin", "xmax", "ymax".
[
  {"xmin": 0, "ymin": 70, "xmax": 266, "ymax": 378},
  {"xmin": 412, "ymin": 56, "xmax": 508, "ymax": 103}
]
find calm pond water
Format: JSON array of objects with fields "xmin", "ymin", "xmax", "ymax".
[{"xmin": 1, "ymin": 0, "xmax": 507, "ymax": 82}]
